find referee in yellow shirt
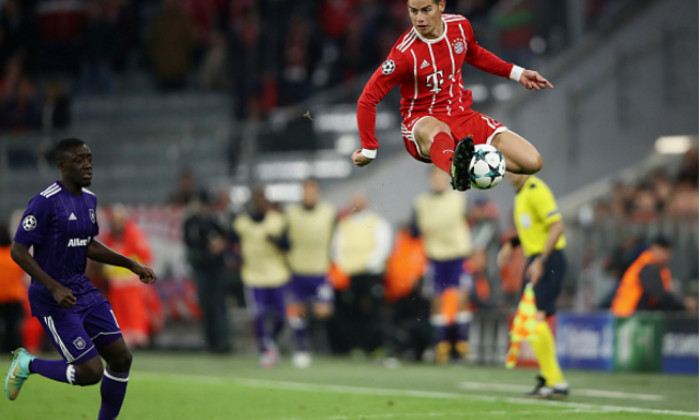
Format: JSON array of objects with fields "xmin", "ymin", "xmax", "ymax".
[{"xmin": 498, "ymin": 173, "xmax": 568, "ymax": 399}]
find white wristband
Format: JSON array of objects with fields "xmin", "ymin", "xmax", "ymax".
[
  {"xmin": 509, "ymin": 65, "xmax": 524, "ymax": 82},
  {"xmin": 361, "ymin": 149, "xmax": 377, "ymax": 159}
]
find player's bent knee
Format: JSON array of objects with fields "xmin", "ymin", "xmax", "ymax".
[
  {"xmin": 523, "ymin": 153, "xmax": 543, "ymax": 174},
  {"xmin": 76, "ymin": 358, "xmax": 104, "ymax": 385},
  {"xmin": 108, "ymin": 348, "xmax": 133, "ymax": 372}
]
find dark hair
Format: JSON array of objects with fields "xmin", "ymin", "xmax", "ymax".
[
  {"xmin": 650, "ymin": 236, "xmax": 672, "ymax": 249},
  {"xmin": 53, "ymin": 138, "xmax": 87, "ymax": 162}
]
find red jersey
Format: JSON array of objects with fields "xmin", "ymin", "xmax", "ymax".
[{"xmin": 357, "ymin": 14, "xmax": 521, "ymax": 153}]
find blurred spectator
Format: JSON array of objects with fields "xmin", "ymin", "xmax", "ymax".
[
  {"xmin": 36, "ymin": 0, "xmax": 86, "ymax": 75},
  {"xmin": 184, "ymin": 190, "xmax": 231, "ymax": 353},
  {"xmin": 102, "ymin": 204, "xmax": 161, "ymax": 348},
  {"xmin": 148, "ymin": 0, "xmax": 194, "ymax": 91},
  {"xmin": 648, "ymin": 169, "xmax": 673, "ymax": 214},
  {"xmin": 383, "ymin": 225, "xmax": 430, "ymax": 361},
  {"xmin": 279, "ymin": 15, "xmax": 321, "ymax": 105},
  {"xmin": 597, "ymin": 236, "xmax": 645, "ymax": 309},
  {"xmin": 468, "ymin": 196, "xmax": 502, "ymax": 304},
  {"xmin": 611, "ymin": 237, "xmax": 697, "ymax": 316},
  {"xmin": 0, "ymin": 75, "xmax": 42, "ymax": 131},
  {"xmin": 168, "ymin": 168, "xmax": 198, "ymax": 206},
  {"xmin": 666, "ymin": 178, "xmax": 699, "ymax": 220},
  {"xmin": 0, "ymin": 0, "xmax": 40, "ymax": 74},
  {"xmin": 628, "ymin": 184, "xmax": 657, "ymax": 223},
  {"xmin": 79, "ymin": 0, "xmax": 117, "ymax": 95},
  {"xmin": 0, "ymin": 220, "xmax": 25, "ymax": 352},
  {"xmin": 677, "ymin": 147, "xmax": 698, "ymax": 187},
  {"xmin": 330, "ymin": 192, "xmax": 392, "ymax": 357},
  {"xmin": 197, "ymin": 30, "xmax": 229, "ymax": 89},
  {"xmin": 41, "ymin": 77, "xmax": 71, "ymax": 130}
]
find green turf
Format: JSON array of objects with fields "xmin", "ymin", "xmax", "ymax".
[{"xmin": 1, "ymin": 351, "xmax": 697, "ymax": 419}]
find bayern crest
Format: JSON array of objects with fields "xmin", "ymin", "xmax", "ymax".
[{"xmin": 453, "ymin": 40, "xmax": 464, "ymax": 55}]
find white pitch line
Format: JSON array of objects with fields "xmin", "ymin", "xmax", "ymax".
[
  {"xmin": 136, "ymin": 372, "xmax": 698, "ymax": 418},
  {"xmin": 274, "ymin": 408, "xmax": 611, "ymax": 420},
  {"xmin": 458, "ymin": 381, "xmax": 664, "ymax": 401}
]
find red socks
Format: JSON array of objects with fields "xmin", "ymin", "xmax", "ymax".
[{"xmin": 429, "ymin": 132, "xmax": 456, "ymax": 174}]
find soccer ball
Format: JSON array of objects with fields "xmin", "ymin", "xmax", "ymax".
[{"xmin": 469, "ymin": 144, "xmax": 506, "ymax": 189}]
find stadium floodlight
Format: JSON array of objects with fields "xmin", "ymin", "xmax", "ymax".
[{"xmin": 654, "ymin": 135, "xmax": 695, "ymax": 154}]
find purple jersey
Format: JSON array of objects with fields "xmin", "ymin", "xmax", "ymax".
[{"xmin": 14, "ymin": 181, "xmax": 104, "ymax": 315}]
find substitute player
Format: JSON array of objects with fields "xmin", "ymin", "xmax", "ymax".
[
  {"xmin": 497, "ymin": 173, "xmax": 568, "ymax": 399},
  {"xmin": 412, "ymin": 168, "xmax": 473, "ymax": 363},
  {"xmin": 285, "ymin": 179, "xmax": 337, "ymax": 368},
  {"xmin": 4, "ymin": 138, "xmax": 157, "ymax": 419},
  {"xmin": 354, "ymin": 0, "xmax": 552, "ymax": 191},
  {"xmin": 232, "ymin": 186, "xmax": 290, "ymax": 369}
]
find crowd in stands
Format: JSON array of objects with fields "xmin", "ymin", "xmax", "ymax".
[
  {"xmin": 593, "ymin": 148, "xmax": 699, "ymax": 223},
  {"xmin": 1, "ymin": 0, "xmax": 623, "ymax": 131}
]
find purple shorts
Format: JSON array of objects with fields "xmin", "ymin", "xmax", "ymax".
[
  {"xmin": 245, "ymin": 286, "xmax": 287, "ymax": 317},
  {"xmin": 288, "ymin": 274, "xmax": 334, "ymax": 303},
  {"xmin": 422, "ymin": 258, "xmax": 472, "ymax": 296},
  {"xmin": 38, "ymin": 301, "xmax": 122, "ymax": 364}
]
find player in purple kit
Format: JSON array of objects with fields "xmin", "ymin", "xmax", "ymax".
[{"xmin": 4, "ymin": 138, "xmax": 156, "ymax": 420}]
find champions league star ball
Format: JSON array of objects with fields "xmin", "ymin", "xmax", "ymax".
[{"xmin": 469, "ymin": 144, "xmax": 506, "ymax": 189}]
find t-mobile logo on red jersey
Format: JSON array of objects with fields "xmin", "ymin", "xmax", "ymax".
[{"xmin": 426, "ymin": 70, "xmax": 444, "ymax": 93}]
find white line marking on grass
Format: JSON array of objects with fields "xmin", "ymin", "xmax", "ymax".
[
  {"xmin": 275, "ymin": 408, "xmax": 612, "ymax": 420},
  {"xmin": 458, "ymin": 381, "xmax": 664, "ymax": 401},
  {"xmin": 137, "ymin": 372, "xmax": 698, "ymax": 418}
]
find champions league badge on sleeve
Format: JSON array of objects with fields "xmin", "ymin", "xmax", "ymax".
[
  {"xmin": 382, "ymin": 59, "xmax": 396, "ymax": 75},
  {"xmin": 22, "ymin": 215, "xmax": 37, "ymax": 231}
]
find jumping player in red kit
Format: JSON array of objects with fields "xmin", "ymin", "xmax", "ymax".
[{"xmin": 354, "ymin": 0, "xmax": 553, "ymax": 191}]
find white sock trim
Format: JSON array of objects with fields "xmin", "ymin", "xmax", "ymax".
[
  {"xmin": 455, "ymin": 311, "xmax": 473, "ymax": 323},
  {"xmin": 430, "ymin": 314, "xmax": 446, "ymax": 326},
  {"xmin": 66, "ymin": 365, "xmax": 77, "ymax": 385},
  {"xmin": 104, "ymin": 369, "xmax": 129, "ymax": 383}
]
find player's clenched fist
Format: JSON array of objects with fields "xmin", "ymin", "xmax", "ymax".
[{"xmin": 352, "ymin": 149, "xmax": 373, "ymax": 167}]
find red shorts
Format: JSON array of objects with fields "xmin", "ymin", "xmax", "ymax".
[{"xmin": 400, "ymin": 108, "xmax": 507, "ymax": 163}]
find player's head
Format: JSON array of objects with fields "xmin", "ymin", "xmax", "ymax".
[
  {"xmin": 301, "ymin": 178, "xmax": 320, "ymax": 207},
  {"xmin": 109, "ymin": 203, "xmax": 128, "ymax": 235},
  {"xmin": 350, "ymin": 192, "xmax": 367, "ymax": 213},
  {"xmin": 407, "ymin": 0, "xmax": 445, "ymax": 39},
  {"xmin": 249, "ymin": 185, "xmax": 269, "ymax": 213},
  {"xmin": 429, "ymin": 167, "xmax": 450, "ymax": 193},
  {"xmin": 649, "ymin": 236, "xmax": 672, "ymax": 265},
  {"xmin": 54, "ymin": 138, "xmax": 92, "ymax": 188}
]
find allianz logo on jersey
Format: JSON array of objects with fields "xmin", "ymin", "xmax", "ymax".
[{"xmin": 67, "ymin": 236, "xmax": 92, "ymax": 247}]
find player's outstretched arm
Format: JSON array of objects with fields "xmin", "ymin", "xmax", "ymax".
[
  {"xmin": 11, "ymin": 241, "xmax": 77, "ymax": 308},
  {"xmin": 88, "ymin": 239, "xmax": 157, "ymax": 284},
  {"xmin": 518, "ymin": 69, "xmax": 553, "ymax": 91}
]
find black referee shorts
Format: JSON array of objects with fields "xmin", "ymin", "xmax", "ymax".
[{"xmin": 525, "ymin": 249, "xmax": 566, "ymax": 317}]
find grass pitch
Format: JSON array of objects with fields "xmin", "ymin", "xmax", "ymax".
[{"xmin": 1, "ymin": 351, "xmax": 697, "ymax": 419}]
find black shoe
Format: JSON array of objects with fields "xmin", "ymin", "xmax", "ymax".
[
  {"xmin": 524, "ymin": 375, "xmax": 553, "ymax": 399},
  {"xmin": 450, "ymin": 136, "xmax": 475, "ymax": 191}
]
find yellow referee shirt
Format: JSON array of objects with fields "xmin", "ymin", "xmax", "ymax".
[{"xmin": 513, "ymin": 176, "xmax": 566, "ymax": 257}]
